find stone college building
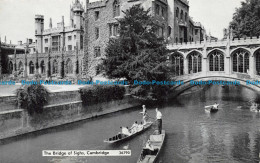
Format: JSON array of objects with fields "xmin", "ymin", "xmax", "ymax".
[{"xmin": 3, "ymin": 0, "xmax": 204, "ymax": 78}]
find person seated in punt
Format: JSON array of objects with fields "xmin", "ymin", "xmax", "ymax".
[
  {"xmin": 212, "ymin": 102, "xmax": 219, "ymax": 110},
  {"xmin": 130, "ymin": 121, "xmax": 138, "ymax": 134},
  {"xmin": 137, "ymin": 122, "xmax": 144, "ymax": 132},
  {"xmin": 140, "ymin": 139, "xmax": 158, "ymax": 161},
  {"xmin": 250, "ymin": 102, "xmax": 259, "ymax": 112},
  {"xmin": 120, "ymin": 126, "xmax": 131, "ymax": 136}
]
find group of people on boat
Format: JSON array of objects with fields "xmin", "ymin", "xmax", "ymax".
[
  {"xmin": 120, "ymin": 121, "xmax": 144, "ymax": 136},
  {"xmin": 250, "ymin": 102, "xmax": 260, "ymax": 112}
]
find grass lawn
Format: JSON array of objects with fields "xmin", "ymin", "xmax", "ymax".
[{"xmin": 0, "ymin": 85, "xmax": 21, "ymax": 96}]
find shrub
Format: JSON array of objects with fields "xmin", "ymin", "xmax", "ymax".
[
  {"xmin": 17, "ymin": 84, "xmax": 49, "ymax": 115},
  {"xmin": 79, "ymin": 85, "xmax": 126, "ymax": 105}
]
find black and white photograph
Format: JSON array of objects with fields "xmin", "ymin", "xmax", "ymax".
[{"xmin": 0, "ymin": 0, "xmax": 260, "ymax": 162}]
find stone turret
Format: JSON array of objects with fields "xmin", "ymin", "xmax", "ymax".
[
  {"xmin": 71, "ymin": 0, "xmax": 84, "ymax": 29},
  {"xmin": 35, "ymin": 15, "xmax": 44, "ymax": 53}
]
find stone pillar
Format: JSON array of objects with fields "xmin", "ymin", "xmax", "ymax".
[
  {"xmin": 202, "ymin": 58, "xmax": 207, "ymax": 75},
  {"xmin": 225, "ymin": 36, "xmax": 231, "ymax": 75},
  {"xmin": 183, "ymin": 58, "xmax": 188, "ymax": 75},
  {"xmin": 249, "ymin": 55, "xmax": 255, "ymax": 78},
  {"xmin": 225, "ymin": 57, "xmax": 231, "ymax": 75},
  {"xmin": 202, "ymin": 39, "xmax": 207, "ymax": 75},
  {"xmin": 24, "ymin": 47, "xmax": 28, "ymax": 78}
]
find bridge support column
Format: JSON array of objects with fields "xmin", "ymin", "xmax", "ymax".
[
  {"xmin": 184, "ymin": 58, "xmax": 188, "ymax": 75},
  {"xmin": 225, "ymin": 57, "xmax": 231, "ymax": 75},
  {"xmin": 202, "ymin": 58, "xmax": 207, "ymax": 74},
  {"xmin": 249, "ymin": 56, "xmax": 255, "ymax": 78}
]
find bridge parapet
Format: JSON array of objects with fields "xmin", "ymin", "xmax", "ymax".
[{"xmin": 167, "ymin": 37, "xmax": 260, "ymax": 50}]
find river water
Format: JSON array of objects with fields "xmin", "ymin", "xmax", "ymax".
[{"xmin": 0, "ymin": 85, "xmax": 260, "ymax": 163}]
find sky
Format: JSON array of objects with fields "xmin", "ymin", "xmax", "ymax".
[{"xmin": 0, "ymin": 0, "xmax": 245, "ymax": 44}]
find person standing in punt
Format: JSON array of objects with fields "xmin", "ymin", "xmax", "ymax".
[
  {"xmin": 155, "ymin": 108, "xmax": 162, "ymax": 134},
  {"xmin": 140, "ymin": 105, "xmax": 148, "ymax": 125}
]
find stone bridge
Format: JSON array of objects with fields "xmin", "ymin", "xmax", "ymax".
[{"xmin": 166, "ymin": 36, "xmax": 260, "ymax": 96}]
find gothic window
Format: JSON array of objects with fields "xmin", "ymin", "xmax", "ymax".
[
  {"xmin": 52, "ymin": 36, "xmax": 60, "ymax": 51},
  {"xmin": 185, "ymin": 12, "xmax": 187, "ymax": 21},
  {"xmin": 80, "ymin": 35, "xmax": 83, "ymax": 50},
  {"xmin": 171, "ymin": 53, "xmax": 184, "ymax": 76},
  {"xmin": 95, "ymin": 11, "xmax": 100, "ymax": 21},
  {"xmin": 95, "ymin": 27, "xmax": 99, "ymax": 40},
  {"xmin": 176, "ymin": 7, "xmax": 179, "ymax": 18},
  {"xmin": 29, "ymin": 61, "xmax": 34, "ymax": 74},
  {"xmin": 168, "ymin": 26, "xmax": 172, "ymax": 37},
  {"xmin": 109, "ymin": 24, "xmax": 119, "ymax": 37},
  {"xmin": 9, "ymin": 61, "xmax": 13, "ymax": 74},
  {"xmin": 45, "ymin": 47, "xmax": 49, "ymax": 53},
  {"xmin": 256, "ymin": 51, "xmax": 260, "ymax": 75},
  {"xmin": 232, "ymin": 50, "xmax": 249, "ymax": 73},
  {"xmin": 162, "ymin": 7, "xmax": 166, "ymax": 18},
  {"xmin": 188, "ymin": 52, "xmax": 202, "ymax": 74},
  {"xmin": 180, "ymin": 10, "xmax": 183, "ymax": 20},
  {"xmin": 68, "ymin": 45, "xmax": 72, "ymax": 51},
  {"xmin": 113, "ymin": 0, "xmax": 120, "ymax": 17},
  {"xmin": 232, "ymin": 49, "xmax": 250, "ymax": 73},
  {"xmin": 53, "ymin": 59, "xmax": 58, "ymax": 74},
  {"xmin": 40, "ymin": 60, "xmax": 45, "ymax": 74},
  {"xmin": 209, "ymin": 51, "xmax": 224, "ymax": 71},
  {"xmin": 18, "ymin": 61, "xmax": 23, "ymax": 71},
  {"xmin": 66, "ymin": 58, "xmax": 73, "ymax": 74},
  {"xmin": 94, "ymin": 46, "xmax": 101, "ymax": 58},
  {"xmin": 155, "ymin": 4, "xmax": 160, "ymax": 15}
]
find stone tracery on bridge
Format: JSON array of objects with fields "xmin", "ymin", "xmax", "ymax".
[{"xmin": 167, "ymin": 36, "xmax": 260, "ymax": 80}]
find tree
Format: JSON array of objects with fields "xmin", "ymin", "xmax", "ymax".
[
  {"xmin": 17, "ymin": 85, "xmax": 49, "ymax": 115},
  {"xmin": 101, "ymin": 4, "xmax": 169, "ymax": 100},
  {"xmin": 230, "ymin": 0, "xmax": 260, "ymax": 38}
]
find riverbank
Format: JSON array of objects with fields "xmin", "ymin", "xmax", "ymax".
[{"xmin": 0, "ymin": 89, "xmax": 141, "ymax": 140}]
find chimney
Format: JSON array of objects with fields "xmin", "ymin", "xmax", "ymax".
[
  {"xmin": 49, "ymin": 18, "xmax": 52, "ymax": 28},
  {"xmin": 62, "ymin": 16, "xmax": 64, "ymax": 27},
  {"xmin": 5, "ymin": 36, "xmax": 6, "ymax": 43}
]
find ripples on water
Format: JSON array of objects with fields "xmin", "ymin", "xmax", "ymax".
[{"xmin": 0, "ymin": 85, "xmax": 259, "ymax": 163}]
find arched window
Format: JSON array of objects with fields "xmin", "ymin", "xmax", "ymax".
[
  {"xmin": 113, "ymin": 0, "xmax": 120, "ymax": 17},
  {"xmin": 171, "ymin": 53, "xmax": 184, "ymax": 76},
  {"xmin": 66, "ymin": 59, "xmax": 73, "ymax": 74},
  {"xmin": 232, "ymin": 49, "xmax": 249, "ymax": 73},
  {"xmin": 18, "ymin": 61, "xmax": 23, "ymax": 71},
  {"xmin": 29, "ymin": 61, "xmax": 34, "ymax": 74},
  {"xmin": 180, "ymin": 10, "xmax": 183, "ymax": 20},
  {"xmin": 9, "ymin": 61, "xmax": 13, "ymax": 74},
  {"xmin": 176, "ymin": 7, "xmax": 179, "ymax": 18},
  {"xmin": 40, "ymin": 60, "xmax": 45, "ymax": 74},
  {"xmin": 53, "ymin": 60, "xmax": 58, "ymax": 74},
  {"xmin": 188, "ymin": 51, "xmax": 202, "ymax": 74},
  {"xmin": 255, "ymin": 50, "xmax": 260, "ymax": 75},
  {"xmin": 209, "ymin": 51, "xmax": 224, "ymax": 71},
  {"xmin": 168, "ymin": 26, "xmax": 172, "ymax": 37}
]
